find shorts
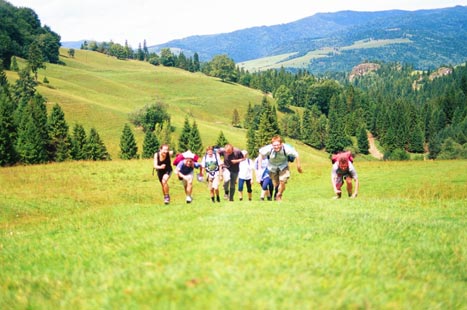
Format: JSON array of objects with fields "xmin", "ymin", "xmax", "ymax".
[
  {"xmin": 269, "ymin": 166, "xmax": 290, "ymax": 186},
  {"xmin": 179, "ymin": 173, "xmax": 193, "ymax": 186},
  {"xmin": 157, "ymin": 169, "xmax": 172, "ymax": 182},
  {"xmin": 335, "ymin": 174, "xmax": 353, "ymax": 190},
  {"xmin": 207, "ymin": 173, "xmax": 220, "ymax": 190}
]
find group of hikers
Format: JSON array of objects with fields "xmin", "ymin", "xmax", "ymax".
[{"xmin": 153, "ymin": 134, "xmax": 358, "ymax": 204}]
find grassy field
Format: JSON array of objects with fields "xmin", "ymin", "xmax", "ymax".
[
  {"xmin": 1, "ymin": 159, "xmax": 466, "ymax": 309},
  {"xmin": 2, "ymin": 48, "xmax": 467, "ymax": 309}
]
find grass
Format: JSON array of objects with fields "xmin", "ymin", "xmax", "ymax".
[
  {"xmin": 2, "ymin": 47, "xmax": 466, "ymax": 309},
  {"xmin": 1, "ymin": 159, "xmax": 467, "ymax": 309}
]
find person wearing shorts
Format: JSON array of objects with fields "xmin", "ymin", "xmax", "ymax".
[
  {"xmin": 153, "ymin": 144, "xmax": 173, "ymax": 204},
  {"xmin": 258, "ymin": 135, "xmax": 302, "ymax": 201},
  {"xmin": 331, "ymin": 156, "xmax": 359, "ymax": 199},
  {"xmin": 201, "ymin": 146, "xmax": 222, "ymax": 203}
]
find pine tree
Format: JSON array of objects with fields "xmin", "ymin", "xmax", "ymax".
[
  {"xmin": 85, "ymin": 128, "xmax": 110, "ymax": 161},
  {"xmin": 232, "ymin": 108, "xmax": 240, "ymax": 127},
  {"xmin": 256, "ymin": 112, "xmax": 275, "ymax": 149},
  {"xmin": 357, "ymin": 125, "xmax": 370, "ymax": 155},
  {"xmin": 246, "ymin": 126, "xmax": 258, "ymax": 158},
  {"xmin": 325, "ymin": 96, "xmax": 352, "ymax": 154},
  {"xmin": 0, "ymin": 91, "xmax": 17, "ymax": 166},
  {"xmin": 71, "ymin": 124, "xmax": 87, "ymax": 160},
  {"xmin": 15, "ymin": 95, "xmax": 49, "ymax": 164},
  {"xmin": 178, "ymin": 116, "xmax": 192, "ymax": 153},
  {"xmin": 48, "ymin": 103, "xmax": 71, "ymax": 162},
  {"xmin": 215, "ymin": 131, "xmax": 229, "ymax": 147},
  {"xmin": 301, "ymin": 108, "xmax": 312, "ymax": 144},
  {"xmin": 408, "ymin": 123, "xmax": 425, "ymax": 153},
  {"xmin": 243, "ymin": 103, "xmax": 254, "ymax": 129},
  {"xmin": 189, "ymin": 120, "xmax": 203, "ymax": 156},
  {"xmin": 119, "ymin": 124, "xmax": 138, "ymax": 159},
  {"xmin": 142, "ymin": 130, "xmax": 160, "ymax": 159}
]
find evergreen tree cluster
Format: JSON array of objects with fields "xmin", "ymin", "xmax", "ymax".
[
  {"xmin": 234, "ymin": 62, "xmax": 467, "ymax": 159},
  {"xmin": 0, "ymin": 67, "xmax": 110, "ymax": 166}
]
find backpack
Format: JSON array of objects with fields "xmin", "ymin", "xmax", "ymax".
[
  {"xmin": 173, "ymin": 153, "xmax": 199, "ymax": 166},
  {"xmin": 268, "ymin": 144, "xmax": 296, "ymax": 163},
  {"xmin": 204, "ymin": 153, "xmax": 220, "ymax": 175},
  {"xmin": 331, "ymin": 151, "xmax": 354, "ymax": 164}
]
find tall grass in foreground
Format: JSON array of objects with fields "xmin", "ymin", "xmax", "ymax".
[{"xmin": 1, "ymin": 160, "xmax": 466, "ymax": 309}]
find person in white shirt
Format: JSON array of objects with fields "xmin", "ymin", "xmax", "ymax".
[
  {"xmin": 238, "ymin": 150, "xmax": 254, "ymax": 201},
  {"xmin": 200, "ymin": 146, "xmax": 223, "ymax": 203}
]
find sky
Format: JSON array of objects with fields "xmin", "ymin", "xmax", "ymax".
[{"xmin": 7, "ymin": 0, "xmax": 467, "ymax": 47}]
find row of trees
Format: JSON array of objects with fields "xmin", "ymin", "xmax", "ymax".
[{"xmin": 0, "ymin": 66, "xmax": 110, "ymax": 166}]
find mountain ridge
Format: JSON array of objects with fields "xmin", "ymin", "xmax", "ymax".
[{"xmin": 145, "ymin": 6, "xmax": 467, "ymax": 73}]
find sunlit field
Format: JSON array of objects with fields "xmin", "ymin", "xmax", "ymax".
[{"xmin": 1, "ymin": 159, "xmax": 466, "ymax": 309}]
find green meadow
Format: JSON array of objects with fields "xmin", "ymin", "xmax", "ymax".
[
  {"xmin": 2, "ymin": 49, "xmax": 467, "ymax": 309},
  {"xmin": 1, "ymin": 159, "xmax": 466, "ymax": 309}
]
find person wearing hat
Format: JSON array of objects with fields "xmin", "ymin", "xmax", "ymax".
[
  {"xmin": 175, "ymin": 150, "xmax": 200, "ymax": 203},
  {"xmin": 238, "ymin": 150, "xmax": 254, "ymax": 201}
]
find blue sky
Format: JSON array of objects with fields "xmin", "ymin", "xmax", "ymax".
[{"xmin": 7, "ymin": 0, "xmax": 467, "ymax": 47}]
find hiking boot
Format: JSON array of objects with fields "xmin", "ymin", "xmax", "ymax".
[{"xmin": 186, "ymin": 196, "xmax": 192, "ymax": 203}]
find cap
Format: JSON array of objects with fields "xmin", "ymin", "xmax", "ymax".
[{"xmin": 182, "ymin": 150, "xmax": 195, "ymax": 159}]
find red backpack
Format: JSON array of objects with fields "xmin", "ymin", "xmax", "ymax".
[
  {"xmin": 173, "ymin": 153, "xmax": 199, "ymax": 166},
  {"xmin": 331, "ymin": 151, "xmax": 354, "ymax": 164}
]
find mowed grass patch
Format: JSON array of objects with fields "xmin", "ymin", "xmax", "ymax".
[{"xmin": 1, "ymin": 160, "xmax": 466, "ymax": 309}]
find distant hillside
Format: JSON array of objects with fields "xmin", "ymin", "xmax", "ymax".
[
  {"xmin": 6, "ymin": 48, "xmax": 274, "ymax": 159},
  {"xmin": 150, "ymin": 6, "xmax": 467, "ymax": 73}
]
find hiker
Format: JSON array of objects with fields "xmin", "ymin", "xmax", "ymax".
[
  {"xmin": 200, "ymin": 146, "xmax": 223, "ymax": 203},
  {"xmin": 153, "ymin": 144, "xmax": 173, "ymax": 204},
  {"xmin": 175, "ymin": 150, "xmax": 201, "ymax": 203},
  {"xmin": 238, "ymin": 150, "xmax": 254, "ymax": 201},
  {"xmin": 255, "ymin": 155, "xmax": 276, "ymax": 201},
  {"xmin": 217, "ymin": 143, "xmax": 245, "ymax": 201},
  {"xmin": 331, "ymin": 153, "xmax": 359, "ymax": 199},
  {"xmin": 258, "ymin": 135, "xmax": 302, "ymax": 201}
]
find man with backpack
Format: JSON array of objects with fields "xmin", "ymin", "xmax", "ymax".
[
  {"xmin": 200, "ymin": 146, "xmax": 223, "ymax": 203},
  {"xmin": 258, "ymin": 135, "xmax": 302, "ymax": 201},
  {"xmin": 331, "ymin": 152, "xmax": 359, "ymax": 199}
]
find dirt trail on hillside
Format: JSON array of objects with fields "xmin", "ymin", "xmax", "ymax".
[{"xmin": 368, "ymin": 132, "xmax": 384, "ymax": 160}]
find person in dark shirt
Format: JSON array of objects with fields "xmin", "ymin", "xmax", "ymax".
[
  {"xmin": 217, "ymin": 144, "xmax": 244, "ymax": 201},
  {"xmin": 153, "ymin": 144, "xmax": 173, "ymax": 204}
]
